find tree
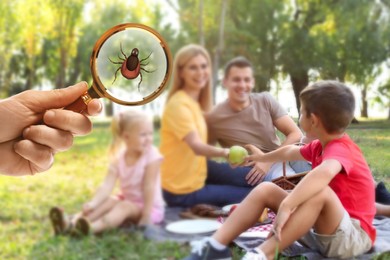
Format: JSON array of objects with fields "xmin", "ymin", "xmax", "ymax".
[
  {"xmin": 376, "ymin": 77, "xmax": 390, "ymax": 120},
  {"xmin": 312, "ymin": 1, "xmax": 390, "ymax": 118},
  {"xmin": 5, "ymin": 0, "xmax": 54, "ymax": 93},
  {"xmin": 0, "ymin": 0, "xmax": 19, "ymax": 97},
  {"xmin": 48, "ymin": 0, "xmax": 85, "ymax": 88}
]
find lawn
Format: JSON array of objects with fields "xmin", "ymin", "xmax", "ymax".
[{"xmin": 0, "ymin": 118, "xmax": 389, "ymax": 259}]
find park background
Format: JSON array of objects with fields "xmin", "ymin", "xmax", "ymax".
[{"xmin": 0, "ymin": 0, "xmax": 390, "ymax": 259}]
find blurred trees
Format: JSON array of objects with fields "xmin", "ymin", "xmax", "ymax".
[{"xmin": 0, "ymin": 0, "xmax": 389, "ymax": 118}]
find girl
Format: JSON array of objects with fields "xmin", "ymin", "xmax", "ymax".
[{"xmin": 49, "ymin": 110, "xmax": 164, "ymax": 236}]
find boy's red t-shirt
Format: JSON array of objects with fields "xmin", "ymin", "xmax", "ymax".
[{"xmin": 300, "ymin": 134, "xmax": 376, "ymax": 244}]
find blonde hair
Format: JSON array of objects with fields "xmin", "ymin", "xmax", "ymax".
[
  {"xmin": 109, "ymin": 110, "xmax": 152, "ymax": 159},
  {"xmin": 166, "ymin": 44, "xmax": 213, "ymax": 112}
]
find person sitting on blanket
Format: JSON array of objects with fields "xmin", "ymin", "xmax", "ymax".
[
  {"xmin": 184, "ymin": 80, "xmax": 376, "ymax": 260},
  {"xmin": 206, "ymin": 56, "xmax": 311, "ymax": 186},
  {"xmin": 49, "ymin": 110, "xmax": 164, "ymax": 236},
  {"xmin": 206, "ymin": 56, "xmax": 390, "ymax": 204}
]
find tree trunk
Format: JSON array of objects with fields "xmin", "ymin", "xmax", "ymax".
[
  {"xmin": 198, "ymin": 0, "xmax": 204, "ymax": 46},
  {"xmin": 56, "ymin": 46, "xmax": 67, "ymax": 89},
  {"xmin": 212, "ymin": 0, "xmax": 227, "ymax": 104},
  {"xmin": 289, "ymin": 70, "xmax": 309, "ymax": 117},
  {"xmin": 105, "ymin": 100, "xmax": 114, "ymax": 117},
  {"xmin": 67, "ymin": 53, "xmax": 81, "ymax": 87},
  {"xmin": 360, "ymin": 87, "xmax": 368, "ymax": 118}
]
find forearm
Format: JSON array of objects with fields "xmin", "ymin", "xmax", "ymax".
[
  {"xmin": 184, "ymin": 131, "xmax": 228, "ymax": 159},
  {"xmin": 257, "ymin": 145, "xmax": 301, "ymax": 163},
  {"xmin": 281, "ymin": 173, "xmax": 325, "ymax": 210},
  {"xmin": 280, "ymin": 131, "xmax": 302, "ymax": 147},
  {"xmin": 89, "ymin": 183, "xmax": 113, "ymax": 207},
  {"xmin": 191, "ymin": 142, "xmax": 229, "ymax": 158},
  {"xmin": 141, "ymin": 185, "xmax": 155, "ymax": 224},
  {"xmin": 281, "ymin": 163, "xmax": 338, "ymax": 210}
]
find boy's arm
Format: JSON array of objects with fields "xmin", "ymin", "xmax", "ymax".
[
  {"xmin": 139, "ymin": 160, "xmax": 162, "ymax": 226},
  {"xmin": 283, "ymin": 159, "xmax": 341, "ymax": 208},
  {"xmin": 272, "ymin": 159, "xmax": 342, "ymax": 240},
  {"xmin": 245, "ymin": 144, "xmax": 303, "ymax": 164}
]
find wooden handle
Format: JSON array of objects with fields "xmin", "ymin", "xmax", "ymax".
[{"xmin": 64, "ymin": 92, "xmax": 91, "ymax": 113}]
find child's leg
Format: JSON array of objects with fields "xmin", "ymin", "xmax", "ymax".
[
  {"xmin": 259, "ymin": 186, "xmax": 344, "ymax": 259},
  {"xmin": 71, "ymin": 196, "xmax": 120, "ymax": 224},
  {"xmin": 90, "ymin": 200, "xmax": 141, "ymax": 233},
  {"xmin": 213, "ymin": 182, "xmax": 288, "ymax": 245}
]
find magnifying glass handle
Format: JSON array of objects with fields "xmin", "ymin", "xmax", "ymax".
[{"xmin": 64, "ymin": 92, "xmax": 93, "ymax": 113}]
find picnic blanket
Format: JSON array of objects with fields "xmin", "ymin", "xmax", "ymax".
[{"xmin": 142, "ymin": 207, "xmax": 390, "ymax": 259}]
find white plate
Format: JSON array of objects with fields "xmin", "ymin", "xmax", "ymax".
[
  {"xmin": 222, "ymin": 204, "xmax": 239, "ymax": 212},
  {"xmin": 239, "ymin": 231, "xmax": 269, "ymax": 238},
  {"xmin": 165, "ymin": 219, "xmax": 222, "ymax": 234}
]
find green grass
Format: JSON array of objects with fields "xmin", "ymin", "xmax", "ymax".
[{"xmin": 0, "ymin": 118, "xmax": 389, "ymax": 259}]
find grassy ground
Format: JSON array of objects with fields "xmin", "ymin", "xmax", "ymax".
[{"xmin": 0, "ymin": 118, "xmax": 389, "ymax": 259}]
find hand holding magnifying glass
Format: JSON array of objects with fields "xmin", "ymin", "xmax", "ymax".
[{"xmin": 66, "ymin": 23, "xmax": 172, "ymax": 113}]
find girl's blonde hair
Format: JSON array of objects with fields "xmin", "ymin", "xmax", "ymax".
[
  {"xmin": 166, "ymin": 44, "xmax": 213, "ymax": 112},
  {"xmin": 109, "ymin": 110, "xmax": 152, "ymax": 159}
]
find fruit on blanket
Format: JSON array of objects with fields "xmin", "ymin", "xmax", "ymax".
[
  {"xmin": 258, "ymin": 208, "xmax": 268, "ymax": 222},
  {"xmin": 228, "ymin": 145, "xmax": 248, "ymax": 164}
]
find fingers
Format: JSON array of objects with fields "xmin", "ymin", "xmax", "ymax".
[
  {"xmin": 86, "ymin": 99, "xmax": 103, "ymax": 116},
  {"xmin": 43, "ymin": 109, "xmax": 92, "ymax": 136},
  {"xmin": 24, "ymin": 82, "xmax": 89, "ymax": 111},
  {"xmin": 244, "ymin": 144, "xmax": 257, "ymax": 153},
  {"xmin": 13, "ymin": 139, "xmax": 54, "ymax": 173},
  {"xmin": 246, "ymin": 168, "xmax": 265, "ymax": 186},
  {"xmin": 23, "ymin": 125, "xmax": 74, "ymax": 152}
]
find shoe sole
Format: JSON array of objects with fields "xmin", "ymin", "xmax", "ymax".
[
  {"xmin": 75, "ymin": 217, "xmax": 90, "ymax": 236},
  {"xmin": 49, "ymin": 207, "xmax": 65, "ymax": 236}
]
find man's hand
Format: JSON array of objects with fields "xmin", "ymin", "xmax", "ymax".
[{"xmin": 0, "ymin": 82, "xmax": 102, "ymax": 176}]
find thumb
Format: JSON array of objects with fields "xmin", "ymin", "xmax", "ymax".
[
  {"xmin": 244, "ymin": 144, "xmax": 255, "ymax": 153},
  {"xmin": 25, "ymin": 82, "xmax": 89, "ymax": 111}
]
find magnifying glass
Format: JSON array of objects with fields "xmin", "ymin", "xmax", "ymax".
[{"xmin": 66, "ymin": 23, "xmax": 172, "ymax": 113}]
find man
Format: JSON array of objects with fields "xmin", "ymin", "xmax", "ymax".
[{"xmin": 206, "ymin": 56, "xmax": 310, "ymax": 185}]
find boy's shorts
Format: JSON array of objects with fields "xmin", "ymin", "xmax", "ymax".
[{"xmin": 299, "ymin": 210, "xmax": 372, "ymax": 258}]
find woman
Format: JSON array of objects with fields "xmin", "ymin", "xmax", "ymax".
[{"xmin": 160, "ymin": 44, "xmax": 252, "ymax": 207}]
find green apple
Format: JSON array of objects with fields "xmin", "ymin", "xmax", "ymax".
[{"xmin": 228, "ymin": 145, "xmax": 248, "ymax": 164}]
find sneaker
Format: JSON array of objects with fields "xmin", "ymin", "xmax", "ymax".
[
  {"xmin": 241, "ymin": 249, "xmax": 267, "ymax": 260},
  {"xmin": 73, "ymin": 217, "xmax": 90, "ymax": 237},
  {"xmin": 376, "ymin": 181, "xmax": 390, "ymax": 205},
  {"xmin": 49, "ymin": 207, "xmax": 69, "ymax": 236},
  {"xmin": 182, "ymin": 238, "xmax": 232, "ymax": 260}
]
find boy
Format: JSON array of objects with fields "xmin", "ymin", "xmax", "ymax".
[{"xmin": 184, "ymin": 80, "xmax": 376, "ymax": 259}]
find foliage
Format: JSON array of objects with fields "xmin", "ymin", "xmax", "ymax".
[{"xmin": 1, "ymin": 0, "xmax": 390, "ymax": 117}]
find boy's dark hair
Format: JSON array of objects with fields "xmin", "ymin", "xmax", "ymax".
[
  {"xmin": 300, "ymin": 80, "xmax": 355, "ymax": 134},
  {"xmin": 224, "ymin": 56, "xmax": 253, "ymax": 78}
]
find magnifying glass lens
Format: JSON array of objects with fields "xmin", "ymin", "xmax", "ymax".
[
  {"xmin": 65, "ymin": 23, "xmax": 171, "ymax": 113},
  {"xmin": 96, "ymin": 26, "xmax": 169, "ymax": 103}
]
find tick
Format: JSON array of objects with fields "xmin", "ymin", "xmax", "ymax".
[{"xmin": 109, "ymin": 43, "xmax": 154, "ymax": 91}]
